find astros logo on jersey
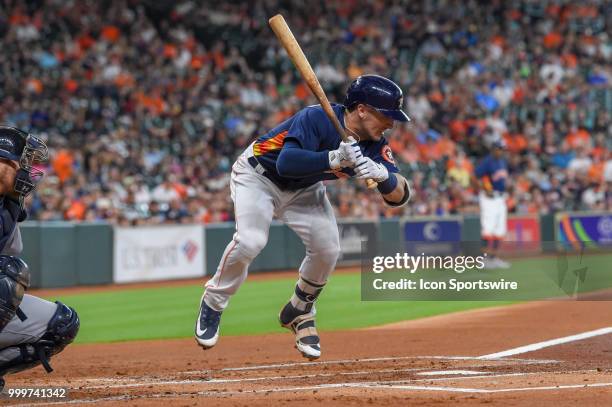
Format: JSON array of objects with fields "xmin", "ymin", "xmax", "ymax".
[{"xmin": 382, "ymin": 145, "xmax": 395, "ymax": 164}]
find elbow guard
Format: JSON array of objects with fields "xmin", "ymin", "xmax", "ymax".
[{"xmin": 383, "ymin": 179, "xmax": 411, "ymax": 208}]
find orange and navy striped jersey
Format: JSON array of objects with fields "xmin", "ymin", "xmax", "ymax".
[
  {"xmin": 253, "ymin": 130, "xmax": 288, "ymax": 157},
  {"xmin": 251, "ymin": 104, "xmax": 399, "ymax": 190}
]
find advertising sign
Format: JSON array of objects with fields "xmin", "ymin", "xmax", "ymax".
[
  {"xmin": 404, "ymin": 217, "xmax": 462, "ymax": 255},
  {"xmin": 114, "ymin": 225, "xmax": 205, "ymax": 283}
]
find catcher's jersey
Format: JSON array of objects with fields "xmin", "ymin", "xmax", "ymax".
[
  {"xmin": 252, "ymin": 104, "xmax": 399, "ymax": 190},
  {"xmin": 0, "ymin": 197, "xmax": 25, "ymax": 254}
]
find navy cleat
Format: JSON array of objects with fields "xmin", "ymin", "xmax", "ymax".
[
  {"xmin": 195, "ymin": 295, "xmax": 222, "ymax": 349},
  {"xmin": 279, "ymin": 302, "xmax": 321, "ymax": 360}
]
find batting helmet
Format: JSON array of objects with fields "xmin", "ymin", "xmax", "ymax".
[{"xmin": 343, "ymin": 75, "xmax": 410, "ymax": 122}]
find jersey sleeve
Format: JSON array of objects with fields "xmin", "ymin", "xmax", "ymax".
[
  {"xmin": 371, "ymin": 139, "xmax": 400, "ymax": 173},
  {"xmin": 283, "ymin": 107, "xmax": 326, "ymax": 151},
  {"xmin": 474, "ymin": 156, "xmax": 490, "ymax": 178}
]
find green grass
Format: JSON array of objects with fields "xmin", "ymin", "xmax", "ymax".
[
  {"xmin": 41, "ymin": 272, "xmax": 512, "ymax": 344},
  {"xmin": 36, "ymin": 251, "xmax": 612, "ymax": 344}
]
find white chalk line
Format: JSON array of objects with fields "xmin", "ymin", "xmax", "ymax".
[
  {"xmin": 83, "ymin": 363, "xmax": 504, "ymax": 390},
  {"xmin": 369, "ymin": 382, "xmax": 612, "ymax": 394},
  {"xmin": 417, "ymin": 370, "xmax": 487, "ymax": 376},
  {"xmin": 8, "ymin": 371, "xmax": 609, "ymax": 407},
  {"xmin": 82, "ymin": 368, "xmax": 599, "ymax": 390},
  {"xmin": 84, "ymin": 369, "xmax": 409, "ymax": 390},
  {"xmin": 9, "ymin": 355, "xmax": 561, "ymax": 392},
  {"xmin": 413, "ymin": 369, "xmax": 596, "ymax": 383},
  {"xmin": 44, "ymin": 358, "xmax": 560, "ymax": 391},
  {"xmin": 218, "ymin": 355, "xmax": 456, "ymax": 372},
  {"xmin": 182, "ymin": 355, "xmax": 558, "ymax": 374},
  {"xmin": 39, "ymin": 354, "xmax": 558, "ymax": 388},
  {"xmin": 479, "ymin": 327, "xmax": 612, "ymax": 359}
]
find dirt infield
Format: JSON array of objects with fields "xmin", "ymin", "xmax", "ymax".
[{"xmin": 4, "ymin": 300, "xmax": 612, "ymax": 406}]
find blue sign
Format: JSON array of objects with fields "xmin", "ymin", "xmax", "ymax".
[
  {"xmin": 405, "ymin": 220, "xmax": 462, "ymax": 241},
  {"xmin": 404, "ymin": 219, "xmax": 462, "ymax": 255}
]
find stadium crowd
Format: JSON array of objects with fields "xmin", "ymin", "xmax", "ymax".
[{"xmin": 0, "ymin": 0, "xmax": 610, "ymax": 224}]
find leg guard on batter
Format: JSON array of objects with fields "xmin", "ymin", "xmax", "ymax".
[
  {"xmin": 279, "ymin": 277, "xmax": 325, "ymax": 360},
  {"xmin": 0, "ymin": 301, "xmax": 79, "ymax": 376},
  {"xmin": 280, "ymin": 277, "xmax": 325, "ymax": 319}
]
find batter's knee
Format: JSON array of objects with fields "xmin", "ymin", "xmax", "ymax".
[
  {"xmin": 236, "ymin": 231, "xmax": 268, "ymax": 261},
  {"xmin": 321, "ymin": 244, "xmax": 341, "ymax": 267},
  {"xmin": 311, "ymin": 236, "xmax": 341, "ymax": 268}
]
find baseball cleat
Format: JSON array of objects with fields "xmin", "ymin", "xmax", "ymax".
[
  {"xmin": 279, "ymin": 303, "xmax": 321, "ymax": 360},
  {"xmin": 495, "ymin": 258, "xmax": 511, "ymax": 269},
  {"xmin": 483, "ymin": 257, "xmax": 499, "ymax": 269},
  {"xmin": 195, "ymin": 295, "xmax": 222, "ymax": 349}
]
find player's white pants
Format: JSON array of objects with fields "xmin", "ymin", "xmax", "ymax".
[
  {"xmin": 479, "ymin": 192, "xmax": 507, "ymax": 239},
  {"xmin": 204, "ymin": 148, "xmax": 340, "ymax": 311}
]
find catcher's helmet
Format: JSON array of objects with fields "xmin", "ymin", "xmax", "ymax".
[
  {"xmin": 343, "ymin": 75, "xmax": 410, "ymax": 122},
  {"xmin": 0, "ymin": 127, "xmax": 29, "ymax": 162},
  {"xmin": 0, "ymin": 126, "xmax": 48, "ymax": 202}
]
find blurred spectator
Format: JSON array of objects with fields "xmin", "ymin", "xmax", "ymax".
[{"xmin": 0, "ymin": 0, "xmax": 608, "ymax": 224}]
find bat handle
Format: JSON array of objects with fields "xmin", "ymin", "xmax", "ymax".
[{"xmin": 366, "ymin": 179, "xmax": 378, "ymax": 189}]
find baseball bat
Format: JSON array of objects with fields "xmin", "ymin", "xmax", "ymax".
[{"xmin": 268, "ymin": 14, "xmax": 377, "ymax": 189}]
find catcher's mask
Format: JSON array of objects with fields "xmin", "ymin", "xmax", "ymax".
[{"xmin": 0, "ymin": 126, "xmax": 48, "ymax": 207}]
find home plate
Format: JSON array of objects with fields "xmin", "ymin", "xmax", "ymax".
[{"xmin": 417, "ymin": 370, "xmax": 490, "ymax": 376}]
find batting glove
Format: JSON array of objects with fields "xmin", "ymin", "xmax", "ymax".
[
  {"xmin": 329, "ymin": 137, "xmax": 363, "ymax": 170},
  {"xmin": 354, "ymin": 157, "xmax": 389, "ymax": 182}
]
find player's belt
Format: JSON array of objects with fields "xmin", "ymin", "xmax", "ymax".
[
  {"xmin": 247, "ymin": 156, "xmax": 267, "ymax": 176},
  {"xmin": 247, "ymin": 156, "xmax": 288, "ymax": 190},
  {"xmin": 247, "ymin": 156, "xmax": 308, "ymax": 191}
]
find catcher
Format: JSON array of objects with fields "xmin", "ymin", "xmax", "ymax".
[{"xmin": 0, "ymin": 126, "xmax": 80, "ymax": 391}]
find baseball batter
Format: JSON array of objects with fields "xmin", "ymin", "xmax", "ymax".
[
  {"xmin": 195, "ymin": 75, "xmax": 411, "ymax": 359},
  {"xmin": 0, "ymin": 127, "xmax": 80, "ymax": 390},
  {"xmin": 475, "ymin": 140, "xmax": 510, "ymax": 269}
]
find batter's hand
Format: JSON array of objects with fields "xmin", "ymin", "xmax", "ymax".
[
  {"xmin": 328, "ymin": 137, "xmax": 362, "ymax": 170},
  {"xmin": 354, "ymin": 157, "xmax": 389, "ymax": 182}
]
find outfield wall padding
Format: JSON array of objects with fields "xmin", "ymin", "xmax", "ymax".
[
  {"xmin": 75, "ymin": 222, "xmax": 114, "ymax": 285},
  {"xmin": 38, "ymin": 222, "xmax": 78, "ymax": 288},
  {"xmin": 19, "ymin": 222, "xmax": 114, "ymax": 289},
  {"xmin": 19, "ymin": 223, "xmax": 42, "ymax": 288},
  {"xmin": 17, "ymin": 212, "xmax": 610, "ymax": 288}
]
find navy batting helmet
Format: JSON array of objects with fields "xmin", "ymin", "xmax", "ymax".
[{"xmin": 343, "ymin": 75, "xmax": 410, "ymax": 122}]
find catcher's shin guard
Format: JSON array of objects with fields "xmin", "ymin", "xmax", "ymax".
[
  {"xmin": 279, "ymin": 277, "xmax": 325, "ymax": 359},
  {"xmin": 0, "ymin": 301, "xmax": 79, "ymax": 377}
]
